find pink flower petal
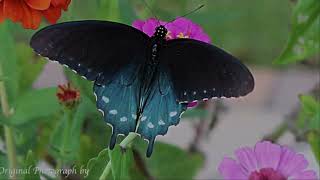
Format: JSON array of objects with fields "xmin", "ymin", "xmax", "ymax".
[
  {"xmin": 131, "ymin": 17, "xmax": 211, "ymax": 44},
  {"xmin": 218, "ymin": 157, "xmax": 247, "ymax": 179},
  {"xmin": 278, "ymin": 146, "xmax": 309, "ymax": 178},
  {"xmin": 254, "ymin": 141, "xmax": 282, "ymax": 170},
  {"xmin": 219, "ymin": 141, "xmax": 318, "ymax": 180},
  {"xmin": 235, "ymin": 147, "xmax": 259, "ymax": 175},
  {"xmin": 169, "ymin": 17, "xmax": 211, "ymax": 43},
  {"xmin": 291, "ymin": 170, "xmax": 318, "ymax": 180},
  {"xmin": 193, "ymin": 32, "xmax": 211, "ymax": 43},
  {"xmin": 132, "ymin": 19, "xmax": 145, "ymax": 31},
  {"xmin": 187, "ymin": 101, "xmax": 198, "ymax": 108},
  {"xmin": 142, "ymin": 18, "xmax": 159, "ymax": 37}
]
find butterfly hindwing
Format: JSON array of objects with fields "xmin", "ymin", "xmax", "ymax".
[
  {"xmin": 94, "ymin": 64, "xmax": 140, "ymax": 149},
  {"xmin": 94, "ymin": 65, "xmax": 186, "ymax": 156},
  {"xmin": 159, "ymin": 38, "xmax": 254, "ymax": 103},
  {"xmin": 30, "ymin": 20, "xmax": 150, "ymax": 84},
  {"xmin": 136, "ymin": 67, "xmax": 187, "ymax": 157}
]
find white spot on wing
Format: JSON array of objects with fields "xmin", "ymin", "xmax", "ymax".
[
  {"xmin": 158, "ymin": 120, "xmax": 165, "ymax": 125},
  {"xmin": 132, "ymin": 114, "xmax": 137, "ymax": 119},
  {"xmin": 109, "ymin": 109, "xmax": 118, "ymax": 115},
  {"xmin": 147, "ymin": 122, "xmax": 154, "ymax": 128},
  {"xmin": 169, "ymin": 111, "xmax": 177, "ymax": 117},
  {"xmin": 102, "ymin": 96, "xmax": 109, "ymax": 103},
  {"xmin": 141, "ymin": 116, "xmax": 147, "ymax": 121},
  {"xmin": 120, "ymin": 117, "xmax": 127, "ymax": 122}
]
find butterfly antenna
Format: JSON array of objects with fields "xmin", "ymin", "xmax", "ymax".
[
  {"xmin": 141, "ymin": 0, "xmax": 161, "ymax": 26},
  {"xmin": 164, "ymin": 4, "xmax": 205, "ymax": 26}
]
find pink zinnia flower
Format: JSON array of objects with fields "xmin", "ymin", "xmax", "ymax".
[
  {"xmin": 218, "ymin": 141, "xmax": 318, "ymax": 180},
  {"xmin": 133, "ymin": 17, "xmax": 211, "ymax": 43},
  {"xmin": 132, "ymin": 17, "xmax": 211, "ymax": 108}
]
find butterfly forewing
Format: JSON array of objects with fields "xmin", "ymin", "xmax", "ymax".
[
  {"xmin": 159, "ymin": 38, "xmax": 254, "ymax": 102},
  {"xmin": 30, "ymin": 20, "xmax": 150, "ymax": 84}
]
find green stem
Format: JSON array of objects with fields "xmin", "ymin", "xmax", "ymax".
[
  {"xmin": 56, "ymin": 109, "xmax": 72, "ymax": 171},
  {"xmin": 0, "ymin": 62, "xmax": 17, "ymax": 180},
  {"xmin": 119, "ymin": 132, "xmax": 138, "ymax": 148},
  {"xmin": 99, "ymin": 133, "xmax": 138, "ymax": 180},
  {"xmin": 263, "ymin": 122, "xmax": 288, "ymax": 142},
  {"xmin": 99, "ymin": 160, "xmax": 111, "ymax": 180}
]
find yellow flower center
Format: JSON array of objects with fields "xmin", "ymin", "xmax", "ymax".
[
  {"xmin": 177, "ymin": 32, "xmax": 190, "ymax": 39},
  {"xmin": 166, "ymin": 31, "xmax": 173, "ymax": 39}
]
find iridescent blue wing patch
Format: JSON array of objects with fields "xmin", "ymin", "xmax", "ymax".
[
  {"xmin": 136, "ymin": 67, "xmax": 187, "ymax": 157},
  {"xmin": 94, "ymin": 64, "xmax": 140, "ymax": 149}
]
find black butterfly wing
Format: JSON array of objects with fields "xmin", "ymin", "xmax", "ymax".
[
  {"xmin": 159, "ymin": 38, "xmax": 254, "ymax": 103},
  {"xmin": 30, "ymin": 20, "xmax": 150, "ymax": 85}
]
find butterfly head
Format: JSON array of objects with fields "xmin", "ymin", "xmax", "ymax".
[{"xmin": 154, "ymin": 25, "xmax": 168, "ymax": 39}]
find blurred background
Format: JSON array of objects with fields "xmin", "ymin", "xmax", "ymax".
[{"xmin": 0, "ymin": 0, "xmax": 319, "ymax": 179}]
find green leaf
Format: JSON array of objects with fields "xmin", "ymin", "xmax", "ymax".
[
  {"xmin": 299, "ymin": 95, "xmax": 320, "ymax": 115},
  {"xmin": 109, "ymin": 145, "xmax": 134, "ymax": 180},
  {"xmin": 76, "ymin": 113, "xmax": 112, "ymax": 167},
  {"xmin": 275, "ymin": 0, "xmax": 320, "ymax": 64},
  {"xmin": 16, "ymin": 43, "xmax": 46, "ymax": 93},
  {"xmin": 119, "ymin": 0, "xmax": 138, "ymax": 24},
  {"xmin": 98, "ymin": 0, "xmax": 120, "ymax": 21},
  {"xmin": 307, "ymin": 131, "xmax": 320, "ymax": 164},
  {"xmin": 15, "ymin": 124, "xmax": 39, "ymax": 155},
  {"xmin": 10, "ymin": 88, "xmax": 60, "ymax": 125},
  {"xmin": 297, "ymin": 95, "xmax": 320, "ymax": 130},
  {"xmin": 296, "ymin": 95, "xmax": 320, "ymax": 165},
  {"xmin": 78, "ymin": 135, "xmax": 98, "ymax": 167},
  {"xmin": 50, "ymin": 97, "xmax": 91, "ymax": 162},
  {"xmin": 0, "ymin": 151, "xmax": 8, "ymax": 180},
  {"xmin": 24, "ymin": 150, "xmax": 40, "ymax": 180},
  {"xmin": 182, "ymin": 108, "xmax": 208, "ymax": 119},
  {"xmin": 85, "ymin": 149, "xmax": 111, "ymax": 180},
  {"xmin": 0, "ymin": 23, "xmax": 19, "ymax": 103},
  {"xmin": 134, "ymin": 141, "xmax": 204, "ymax": 180}
]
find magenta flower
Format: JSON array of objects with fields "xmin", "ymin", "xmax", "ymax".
[
  {"xmin": 133, "ymin": 17, "xmax": 211, "ymax": 43},
  {"xmin": 133, "ymin": 17, "xmax": 211, "ymax": 108},
  {"xmin": 218, "ymin": 141, "xmax": 318, "ymax": 180}
]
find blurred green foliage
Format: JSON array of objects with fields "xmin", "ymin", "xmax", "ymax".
[
  {"xmin": 85, "ymin": 149, "xmax": 111, "ymax": 180},
  {"xmin": 0, "ymin": 0, "xmax": 319, "ymax": 179},
  {"xmin": 275, "ymin": 0, "xmax": 320, "ymax": 64},
  {"xmin": 23, "ymin": 151, "xmax": 41, "ymax": 180},
  {"xmin": 108, "ymin": 145, "xmax": 134, "ymax": 180},
  {"xmin": 297, "ymin": 95, "xmax": 320, "ymax": 164},
  {"xmin": 268, "ymin": 0, "xmax": 319, "ymax": 168}
]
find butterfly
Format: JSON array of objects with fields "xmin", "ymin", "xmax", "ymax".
[{"xmin": 30, "ymin": 20, "xmax": 254, "ymax": 157}]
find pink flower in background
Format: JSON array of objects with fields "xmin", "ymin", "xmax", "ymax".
[
  {"xmin": 132, "ymin": 17, "xmax": 211, "ymax": 43},
  {"xmin": 133, "ymin": 17, "xmax": 211, "ymax": 108},
  {"xmin": 218, "ymin": 141, "xmax": 318, "ymax": 180}
]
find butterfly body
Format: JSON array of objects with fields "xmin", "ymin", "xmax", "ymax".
[{"xmin": 30, "ymin": 20, "xmax": 254, "ymax": 157}]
